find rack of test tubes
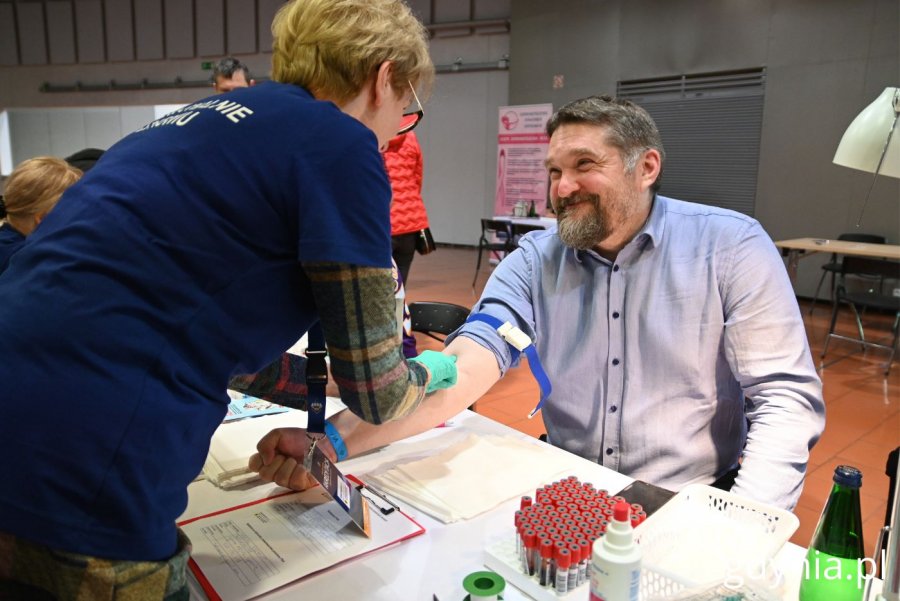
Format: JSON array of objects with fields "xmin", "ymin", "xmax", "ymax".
[{"xmin": 485, "ymin": 475, "xmax": 647, "ymax": 598}]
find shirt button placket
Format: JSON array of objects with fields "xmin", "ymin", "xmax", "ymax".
[{"xmin": 604, "ymin": 262, "xmax": 625, "ymax": 471}]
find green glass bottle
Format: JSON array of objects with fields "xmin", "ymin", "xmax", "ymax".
[
  {"xmin": 799, "ymin": 465, "xmax": 866, "ymax": 601},
  {"xmin": 527, "ymin": 199, "xmax": 537, "ymax": 217}
]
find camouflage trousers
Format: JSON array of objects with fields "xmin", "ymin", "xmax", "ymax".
[{"xmin": 0, "ymin": 530, "xmax": 191, "ymax": 601}]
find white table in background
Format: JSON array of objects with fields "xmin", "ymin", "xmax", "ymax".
[{"xmin": 182, "ymin": 410, "xmax": 865, "ymax": 601}]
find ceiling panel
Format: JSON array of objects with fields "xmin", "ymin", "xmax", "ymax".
[
  {"xmin": 74, "ymin": 0, "xmax": 105, "ymax": 63},
  {"xmin": 134, "ymin": 0, "xmax": 164, "ymax": 60},
  {"xmin": 17, "ymin": 2, "xmax": 48, "ymax": 65},
  {"xmin": 46, "ymin": 1, "xmax": 77, "ymax": 64},
  {"xmin": 0, "ymin": 4, "xmax": 19, "ymax": 66},
  {"xmin": 164, "ymin": 0, "xmax": 195, "ymax": 58},
  {"xmin": 105, "ymin": 0, "xmax": 135, "ymax": 62}
]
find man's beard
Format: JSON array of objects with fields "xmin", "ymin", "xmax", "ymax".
[{"xmin": 556, "ymin": 193, "xmax": 609, "ymax": 250}]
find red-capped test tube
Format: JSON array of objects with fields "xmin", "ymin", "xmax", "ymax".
[
  {"xmin": 539, "ymin": 538, "xmax": 553, "ymax": 587},
  {"xmin": 523, "ymin": 529, "xmax": 538, "ymax": 576},
  {"xmin": 567, "ymin": 543, "xmax": 581, "ymax": 591},
  {"xmin": 555, "ymin": 547, "xmax": 571, "ymax": 594}
]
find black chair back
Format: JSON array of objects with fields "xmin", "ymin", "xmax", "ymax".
[
  {"xmin": 408, "ymin": 301, "xmax": 470, "ymax": 342},
  {"xmin": 840, "ymin": 256, "xmax": 900, "ymax": 281}
]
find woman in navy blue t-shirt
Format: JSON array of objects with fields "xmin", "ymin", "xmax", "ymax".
[{"xmin": 0, "ymin": 0, "xmax": 456, "ymax": 596}]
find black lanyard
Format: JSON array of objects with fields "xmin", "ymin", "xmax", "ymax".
[{"xmin": 305, "ymin": 321, "xmax": 328, "ymax": 436}]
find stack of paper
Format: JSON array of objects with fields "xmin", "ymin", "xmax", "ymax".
[
  {"xmin": 203, "ymin": 397, "xmax": 346, "ymax": 489},
  {"xmin": 365, "ymin": 433, "xmax": 568, "ymax": 523}
]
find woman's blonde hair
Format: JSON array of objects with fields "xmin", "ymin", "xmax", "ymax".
[
  {"xmin": 1, "ymin": 156, "xmax": 82, "ymax": 223},
  {"xmin": 271, "ymin": 0, "xmax": 434, "ymax": 105}
]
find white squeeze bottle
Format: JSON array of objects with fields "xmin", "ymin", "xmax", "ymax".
[{"xmin": 589, "ymin": 500, "xmax": 641, "ymax": 601}]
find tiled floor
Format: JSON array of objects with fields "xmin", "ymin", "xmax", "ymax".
[{"xmin": 404, "ymin": 245, "xmax": 899, "ymax": 559}]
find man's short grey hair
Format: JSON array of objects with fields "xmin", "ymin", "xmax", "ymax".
[
  {"xmin": 546, "ymin": 95, "xmax": 665, "ymax": 191},
  {"xmin": 212, "ymin": 57, "xmax": 251, "ymax": 82}
]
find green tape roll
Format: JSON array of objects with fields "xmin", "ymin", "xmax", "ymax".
[{"xmin": 462, "ymin": 571, "xmax": 505, "ymax": 601}]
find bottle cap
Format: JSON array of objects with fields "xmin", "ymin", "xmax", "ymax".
[
  {"xmin": 833, "ymin": 465, "xmax": 862, "ymax": 488},
  {"xmin": 613, "ymin": 500, "xmax": 631, "ymax": 523}
]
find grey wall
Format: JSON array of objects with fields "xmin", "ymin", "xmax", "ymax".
[{"xmin": 509, "ymin": 0, "xmax": 899, "ymax": 297}]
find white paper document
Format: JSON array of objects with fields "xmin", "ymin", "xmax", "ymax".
[
  {"xmin": 365, "ymin": 433, "xmax": 570, "ymax": 523},
  {"xmin": 182, "ymin": 485, "xmax": 424, "ymax": 601}
]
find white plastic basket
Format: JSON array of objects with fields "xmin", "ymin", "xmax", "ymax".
[{"xmin": 634, "ymin": 484, "xmax": 799, "ymax": 589}]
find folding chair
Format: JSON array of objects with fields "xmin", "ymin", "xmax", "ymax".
[
  {"xmin": 808, "ymin": 232, "xmax": 886, "ymax": 315},
  {"xmin": 821, "ymin": 256, "xmax": 900, "ymax": 375},
  {"xmin": 472, "ymin": 219, "xmax": 513, "ymax": 289}
]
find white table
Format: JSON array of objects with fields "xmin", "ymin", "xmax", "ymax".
[{"xmin": 182, "ymin": 410, "xmax": 871, "ymax": 600}]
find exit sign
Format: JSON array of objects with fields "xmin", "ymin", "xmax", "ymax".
[{"xmin": 201, "ymin": 61, "xmax": 213, "ymax": 70}]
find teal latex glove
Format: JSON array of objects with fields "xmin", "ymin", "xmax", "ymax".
[{"xmin": 409, "ymin": 350, "xmax": 458, "ymax": 393}]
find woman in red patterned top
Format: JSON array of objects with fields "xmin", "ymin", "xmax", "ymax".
[{"xmin": 384, "ymin": 130, "xmax": 429, "ymax": 285}]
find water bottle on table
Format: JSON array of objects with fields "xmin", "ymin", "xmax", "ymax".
[{"xmin": 799, "ymin": 464, "xmax": 867, "ymax": 601}]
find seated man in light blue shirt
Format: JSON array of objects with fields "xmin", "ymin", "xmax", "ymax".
[{"xmin": 251, "ymin": 95, "xmax": 824, "ymax": 511}]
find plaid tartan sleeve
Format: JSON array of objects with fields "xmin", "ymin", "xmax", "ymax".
[
  {"xmin": 228, "ymin": 353, "xmax": 310, "ymax": 410},
  {"xmin": 228, "ymin": 262, "xmax": 428, "ymax": 423}
]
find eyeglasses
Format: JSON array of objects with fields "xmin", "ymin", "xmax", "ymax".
[{"xmin": 397, "ymin": 82, "xmax": 424, "ymax": 135}]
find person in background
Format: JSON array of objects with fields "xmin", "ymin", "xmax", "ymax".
[
  {"xmin": 0, "ymin": 0, "xmax": 456, "ymax": 597},
  {"xmin": 0, "ymin": 156, "xmax": 82, "ymax": 272},
  {"xmin": 212, "ymin": 56, "xmax": 255, "ymax": 92},
  {"xmin": 384, "ymin": 130, "xmax": 429, "ymax": 286},
  {"xmin": 250, "ymin": 94, "xmax": 825, "ymax": 513}
]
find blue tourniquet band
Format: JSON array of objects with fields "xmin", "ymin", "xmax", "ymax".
[
  {"xmin": 305, "ymin": 321, "xmax": 327, "ymax": 436},
  {"xmin": 324, "ymin": 421, "xmax": 348, "ymax": 461},
  {"xmin": 465, "ymin": 313, "xmax": 552, "ymax": 418}
]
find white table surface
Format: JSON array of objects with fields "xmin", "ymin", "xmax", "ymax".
[{"xmin": 182, "ymin": 410, "xmax": 875, "ymax": 601}]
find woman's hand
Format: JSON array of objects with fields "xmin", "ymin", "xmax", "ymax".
[{"xmin": 248, "ymin": 427, "xmax": 320, "ymax": 491}]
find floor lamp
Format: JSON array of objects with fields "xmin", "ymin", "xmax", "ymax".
[{"xmin": 833, "ymin": 87, "xmax": 900, "ymax": 227}]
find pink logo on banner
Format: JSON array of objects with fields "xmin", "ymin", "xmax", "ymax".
[{"xmin": 500, "ymin": 111, "xmax": 520, "ymax": 131}]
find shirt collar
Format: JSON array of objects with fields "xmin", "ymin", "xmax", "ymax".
[{"xmin": 638, "ymin": 193, "xmax": 666, "ymax": 249}]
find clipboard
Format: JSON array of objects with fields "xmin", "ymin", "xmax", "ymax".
[{"xmin": 179, "ymin": 477, "xmax": 425, "ymax": 601}]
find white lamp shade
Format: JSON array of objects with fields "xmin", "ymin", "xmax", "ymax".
[{"xmin": 833, "ymin": 86, "xmax": 900, "ymax": 179}]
